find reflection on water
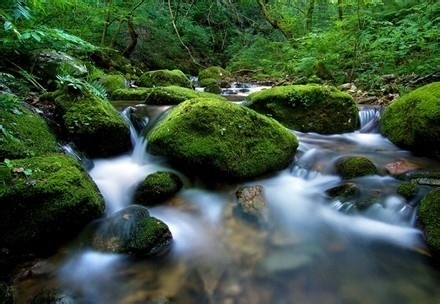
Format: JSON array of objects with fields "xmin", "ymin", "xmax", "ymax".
[{"xmin": 10, "ymin": 103, "xmax": 440, "ymax": 304}]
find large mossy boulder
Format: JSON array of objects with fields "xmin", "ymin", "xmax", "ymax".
[
  {"xmin": 147, "ymin": 98, "xmax": 299, "ymax": 182},
  {"xmin": 99, "ymin": 74, "xmax": 126, "ymax": 96},
  {"xmin": 144, "ymin": 86, "xmax": 226, "ymax": 105},
  {"xmin": 0, "ymin": 153, "xmax": 105, "ymax": 256},
  {"xmin": 246, "ymin": 84, "xmax": 359, "ymax": 134},
  {"xmin": 335, "ymin": 155, "xmax": 378, "ymax": 179},
  {"xmin": 134, "ymin": 171, "xmax": 183, "ymax": 206},
  {"xmin": 197, "ymin": 66, "xmax": 230, "ymax": 83},
  {"xmin": 138, "ymin": 69, "xmax": 192, "ymax": 89},
  {"xmin": 418, "ymin": 187, "xmax": 440, "ymax": 256},
  {"xmin": 51, "ymin": 92, "xmax": 131, "ymax": 157},
  {"xmin": 380, "ymin": 82, "xmax": 440, "ymax": 160},
  {"xmin": 0, "ymin": 103, "xmax": 58, "ymax": 161},
  {"xmin": 89, "ymin": 205, "xmax": 172, "ymax": 257}
]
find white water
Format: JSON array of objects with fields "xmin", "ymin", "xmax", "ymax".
[{"xmin": 13, "ymin": 102, "xmax": 440, "ymax": 303}]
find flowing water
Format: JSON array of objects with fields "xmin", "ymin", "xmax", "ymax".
[{"xmin": 10, "ymin": 93, "xmax": 440, "ymax": 303}]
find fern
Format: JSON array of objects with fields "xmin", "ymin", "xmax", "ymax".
[{"xmin": 56, "ymin": 75, "xmax": 108, "ymax": 100}]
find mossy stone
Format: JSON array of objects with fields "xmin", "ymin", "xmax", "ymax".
[
  {"xmin": 111, "ymin": 88, "xmax": 153, "ymax": 101},
  {"xmin": 0, "ymin": 153, "xmax": 105, "ymax": 256},
  {"xmin": 100, "ymin": 74, "xmax": 126, "ymax": 96},
  {"xmin": 147, "ymin": 97, "xmax": 299, "ymax": 182},
  {"xmin": 246, "ymin": 84, "xmax": 359, "ymax": 134},
  {"xmin": 144, "ymin": 86, "xmax": 226, "ymax": 105},
  {"xmin": 0, "ymin": 104, "xmax": 58, "ymax": 161},
  {"xmin": 397, "ymin": 182, "xmax": 419, "ymax": 199},
  {"xmin": 134, "ymin": 171, "xmax": 183, "ymax": 205},
  {"xmin": 53, "ymin": 92, "xmax": 131, "ymax": 157},
  {"xmin": 198, "ymin": 66, "xmax": 230, "ymax": 82},
  {"xmin": 138, "ymin": 69, "xmax": 192, "ymax": 88},
  {"xmin": 335, "ymin": 156, "xmax": 378, "ymax": 180},
  {"xmin": 90, "ymin": 205, "xmax": 172, "ymax": 257},
  {"xmin": 380, "ymin": 82, "xmax": 440, "ymax": 159},
  {"xmin": 204, "ymin": 84, "xmax": 222, "ymax": 94},
  {"xmin": 418, "ymin": 187, "xmax": 440, "ymax": 255},
  {"xmin": 199, "ymin": 77, "xmax": 218, "ymax": 87}
]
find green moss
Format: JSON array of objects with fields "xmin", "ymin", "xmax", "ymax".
[
  {"xmin": 111, "ymin": 88, "xmax": 153, "ymax": 101},
  {"xmin": 198, "ymin": 66, "xmax": 230, "ymax": 82},
  {"xmin": 199, "ymin": 77, "xmax": 218, "ymax": 87},
  {"xmin": 0, "ymin": 153, "xmax": 105, "ymax": 255},
  {"xmin": 380, "ymin": 82, "xmax": 440, "ymax": 159},
  {"xmin": 134, "ymin": 171, "xmax": 183, "ymax": 205},
  {"xmin": 100, "ymin": 74, "xmax": 126, "ymax": 95},
  {"xmin": 246, "ymin": 84, "xmax": 358, "ymax": 134},
  {"xmin": 397, "ymin": 182, "xmax": 419, "ymax": 199},
  {"xmin": 144, "ymin": 86, "xmax": 226, "ymax": 105},
  {"xmin": 0, "ymin": 105, "xmax": 58, "ymax": 161},
  {"xmin": 335, "ymin": 156, "xmax": 378, "ymax": 180},
  {"xmin": 54, "ymin": 93, "xmax": 131, "ymax": 157},
  {"xmin": 138, "ymin": 69, "xmax": 192, "ymax": 88},
  {"xmin": 147, "ymin": 97, "xmax": 299, "ymax": 181},
  {"xmin": 418, "ymin": 187, "xmax": 440, "ymax": 255}
]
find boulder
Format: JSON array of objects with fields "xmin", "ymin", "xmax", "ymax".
[
  {"xmin": 134, "ymin": 171, "xmax": 183, "ymax": 206},
  {"xmin": 144, "ymin": 86, "xmax": 226, "ymax": 105},
  {"xmin": 235, "ymin": 185, "xmax": 268, "ymax": 225},
  {"xmin": 418, "ymin": 187, "xmax": 440, "ymax": 256},
  {"xmin": 335, "ymin": 155, "xmax": 378, "ymax": 179},
  {"xmin": 245, "ymin": 84, "xmax": 359, "ymax": 134},
  {"xmin": 111, "ymin": 87, "xmax": 154, "ymax": 101},
  {"xmin": 99, "ymin": 74, "xmax": 126, "ymax": 96},
  {"xmin": 90, "ymin": 205, "xmax": 172, "ymax": 257},
  {"xmin": 380, "ymin": 82, "xmax": 440, "ymax": 159},
  {"xmin": 0, "ymin": 153, "xmax": 105, "ymax": 256},
  {"xmin": 198, "ymin": 66, "xmax": 230, "ymax": 83},
  {"xmin": 138, "ymin": 69, "xmax": 192, "ymax": 88},
  {"xmin": 51, "ymin": 91, "xmax": 131, "ymax": 157},
  {"xmin": 147, "ymin": 97, "xmax": 298, "ymax": 182},
  {"xmin": 0, "ymin": 104, "xmax": 58, "ymax": 161}
]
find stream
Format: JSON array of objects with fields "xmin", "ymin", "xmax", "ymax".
[{"xmin": 10, "ymin": 87, "xmax": 440, "ymax": 303}]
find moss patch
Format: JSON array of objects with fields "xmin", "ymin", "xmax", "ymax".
[
  {"xmin": 0, "ymin": 104, "xmax": 58, "ymax": 161},
  {"xmin": 144, "ymin": 86, "xmax": 226, "ymax": 105},
  {"xmin": 134, "ymin": 171, "xmax": 183, "ymax": 205},
  {"xmin": 418, "ymin": 187, "xmax": 440, "ymax": 255},
  {"xmin": 100, "ymin": 74, "xmax": 126, "ymax": 96},
  {"xmin": 380, "ymin": 82, "xmax": 440, "ymax": 159},
  {"xmin": 147, "ymin": 97, "xmax": 298, "ymax": 182},
  {"xmin": 138, "ymin": 69, "xmax": 192, "ymax": 88},
  {"xmin": 198, "ymin": 66, "xmax": 230, "ymax": 82},
  {"xmin": 335, "ymin": 156, "xmax": 378, "ymax": 180},
  {"xmin": 0, "ymin": 153, "xmax": 105, "ymax": 255},
  {"xmin": 246, "ymin": 84, "xmax": 358, "ymax": 134}
]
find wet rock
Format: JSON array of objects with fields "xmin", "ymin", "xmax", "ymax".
[
  {"xmin": 325, "ymin": 183, "xmax": 360, "ymax": 200},
  {"xmin": 134, "ymin": 171, "xmax": 183, "ymax": 206},
  {"xmin": 147, "ymin": 97, "xmax": 298, "ymax": 182},
  {"xmin": 386, "ymin": 159, "xmax": 421, "ymax": 175},
  {"xmin": 235, "ymin": 185, "xmax": 268, "ymax": 225},
  {"xmin": 90, "ymin": 205, "xmax": 173, "ymax": 257},
  {"xmin": 380, "ymin": 82, "xmax": 440, "ymax": 160},
  {"xmin": 246, "ymin": 84, "xmax": 358, "ymax": 134},
  {"xmin": 30, "ymin": 287, "xmax": 75, "ymax": 304},
  {"xmin": 397, "ymin": 182, "xmax": 419, "ymax": 199},
  {"xmin": 335, "ymin": 155, "xmax": 378, "ymax": 180},
  {"xmin": 257, "ymin": 248, "xmax": 313, "ymax": 276},
  {"xmin": 0, "ymin": 281, "xmax": 14, "ymax": 304}
]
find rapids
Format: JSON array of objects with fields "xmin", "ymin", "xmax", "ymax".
[{"xmin": 10, "ymin": 93, "xmax": 440, "ymax": 303}]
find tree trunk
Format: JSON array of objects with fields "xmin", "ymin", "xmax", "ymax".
[
  {"xmin": 305, "ymin": 0, "xmax": 315, "ymax": 31},
  {"xmin": 337, "ymin": 0, "xmax": 343, "ymax": 21},
  {"xmin": 100, "ymin": 0, "xmax": 112, "ymax": 45},
  {"xmin": 122, "ymin": 18, "xmax": 138, "ymax": 58},
  {"xmin": 256, "ymin": 0, "xmax": 292, "ymax": 40}
]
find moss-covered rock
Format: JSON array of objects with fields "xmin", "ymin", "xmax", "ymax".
[
  {"xmin": 52, "ymin": 92, "xmax": 131, "ymax": 157},
  {"xmin": 380, "ymin": 82, "xmax": 440, "ymax": 160},
  {"xmin": 397, "ymin": 182, "xmax": 419, "ymax": 199},
  {"xmin": 134, "ymin": 171, "xmax": 183, "ymax": 205},
  {"xmin": 325, "ymin": 182, "xmax": 360, "ymax": 200},
  {"xmin": 199, "ymin": 77, "xmax": 218, "ymax": 87},
  {"xmin": 90, "ymin": 205, "xmax": 172, "ymax": 257},
  {"xmin": 111, "ymin": 88, "xmax": 152, "ymax": 101},
  {"xmin": 99, "ymin": 74, "xmax": 126, "ymax": 96},
  {"xmin": 147, "ymin": 98, "xmax": 298, "ymax": 182},
  {"xmin": 0, "ymin": 104, "xmax": 58, "ymax": 161},
  {"xmin": 198, "ymin": 66, "xmax": 230, "ymax": 83},
  {"xmin": 204, "ymin": 84, "xmax": 222, "ymax": 94},
  {"xmin": 0, "ymin": 153, "xmax": 105, "ymax": 256},
  {"xmin": 335, "ymin": 156, "xmax": 378, "ymax": 180},
  {"xmin": 138, "ymin": 69, "xmax": 192, "ymax": 88},
  {"xmin": 418, "ymin": 187, "xmax": 440, "ymax": 256},
  {"xmin": 144, "ymin": 86, "xmax": 226, "ymax": 105},
  {"xmin": 246, "ymin": 84, "xmax": 359, "ymax": 134}
]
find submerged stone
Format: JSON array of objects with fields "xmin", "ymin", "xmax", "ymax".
[
  {"xmin": 0, "ymin": 153, "xmax": 105, "ymax": 256},
  {"xmin": 245, "ymin": 84, "xmax": 358, "ymax": 134},
  {"xmin": 235, "ymin": 185, "xmax": 268, "ymax": 225},
  {"xmin": 147, "ymin": 97, "xmax": 299, "ymax": 182},
  {"xmin": 90, "ymin": 205, "xmax": 172, "ymax": 257},
  {"xmin": 380, "ymin": 82, "xmax": 440, "ymax": 160}
]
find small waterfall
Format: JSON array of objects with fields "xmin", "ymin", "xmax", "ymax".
[
  {"xmin": 358, "ymin": 106, "xmax": 382, "ymax": 133},
  {"xmin": 61, "ymin": 142, "xmax": 94, "ymax": 170}
]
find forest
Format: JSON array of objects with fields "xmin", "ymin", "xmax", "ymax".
[{"xmin": 1, "ymin": 0, "xmax": 439, "ymax": 97}]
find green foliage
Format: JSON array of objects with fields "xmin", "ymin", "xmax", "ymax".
[{"xmin": 56, "ymin": 75, "xmax": 108, "ymax": 101}]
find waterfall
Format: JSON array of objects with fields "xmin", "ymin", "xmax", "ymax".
[{"xmin": 358, "ymin": 105, "xmax": 382, "ymax": 133}]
